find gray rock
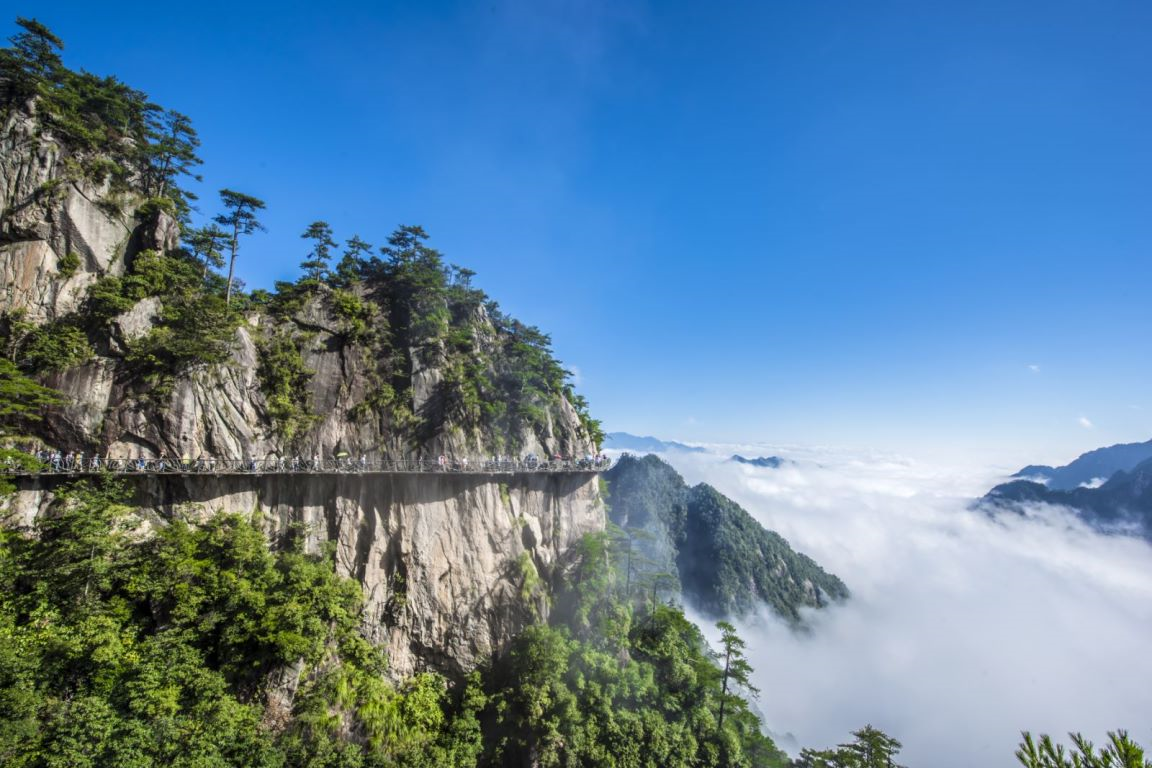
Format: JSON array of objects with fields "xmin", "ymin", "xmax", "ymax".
[{"xmin": 6, "ymin": 471, "xmax": 606, "ymax": 680}]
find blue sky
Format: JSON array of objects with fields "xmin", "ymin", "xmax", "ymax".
[{"xmin": 23, "ymin": 0, "xmax": 1152, "ymax": 464}]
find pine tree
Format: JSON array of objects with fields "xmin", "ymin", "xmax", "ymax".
[
  {"xmin": 0, "ymin": 17, "xmax": 63, "ymax": 100},
  {"xmin": 183, "ymin": 224, "xmax": 229, "ymax": 279},
  {"xmin": 299, "ymin": 221, "xmax": 336, "ymax": 284},
  {"xmin": 213, "ymin": 189, "xmax": 266, "ymax": 305},
  {"xmin": 143, "ymin": 108, "xmax": 202, "ymax": 213},
  {"xmin": 714, "ymin": 620, "xmax": 758, "ymax": 731},
  {"xmin": 1017, "ymin": 730, "xmax": 1151, "ymax": 768},
  {"xmin": 332, "ymin": 234, "xmax": 373, "ymax": 288},
  {"xmin": 840, "ymin": 725, "xmax": 905, "ymax": 768}
]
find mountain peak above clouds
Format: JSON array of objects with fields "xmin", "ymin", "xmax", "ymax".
[
  {"xmin": 730, "ymin": 454, "xmax": 790, "ymax": 469},
  {"xmin": 603, "ymin": 432, "xmax": 707, "ymax": 454},
  {"xmin": 1009, "ymin": 439, "xmax": 1152, "ymax": 491},
  {"xmin": 985, "ymin": 441, "xmax": 1152, "ymax": 539}
]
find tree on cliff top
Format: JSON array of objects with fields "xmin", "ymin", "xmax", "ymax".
[
  {"xmin": 214, "ymin": 189, "xmax": 266, "ymax": 305},
  {"xmin": 183, "ymin": 224, "xmax": 229, "ymax": 279},
  {"xmin": 299, "ymin": 220, "xmax": 336, "ymax": 284},
  {"xmin": 142, "ymin": 108, "xmax": 202, "ymax": 216},
  {"xmin": 0, "ymin": 17, "xmax": 63, "ymax": 101}
]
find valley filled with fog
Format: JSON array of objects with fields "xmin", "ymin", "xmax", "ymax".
[{"xmin": 636, "ymin": 445, "xmax": 1152, "ymax": 767}]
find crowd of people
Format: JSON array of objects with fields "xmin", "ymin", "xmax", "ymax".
[{"xmin": 4, "ymin": 447, "xmax": 612, "ymax": 475}]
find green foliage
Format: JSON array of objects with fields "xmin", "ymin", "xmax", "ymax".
[
  {"xmin": 681, "ymin": 484, "xmax": 849, "ymax": 620},
  {"xmin": 56, "ymin": 251, "xmax": 80, "ymax": 279},
  {"xmin": 126, "ymin": 291, "xmax": 236, "ymax": 384},
  {"xmin": 0, "ymin": 357, "xmax": 64, "ymax": 423},
  {"xmin": 257, "ymin": 329, "xmax": 316, "ymax": 441},
  {"xmin": 0, "ymin": 481, "xmax": 281, "ymax": 767},
  {"xmin": 482, "ymin": 587, "xmax": 788, "ymax": 768},
  {"xmin": 214, "ymin": 188, "xmax": 266, "ymax": 305},
  {"xmin": 516, "ymin": 552, "xmax": 542, "ymax": 605},
  {"xmin": 16, "ymin": 318, "xmax": 91, "ymax": 372},
  {"xmin": 1016, "ymin": 731, "xmax": 1150, "ymax": 768},
  {"xmin": 0, "ymin": 480, "xmax": 791, "ymax": 768},
  {"xmin": 0, "ymin": 480, "xmax": 484, "ymax": 767},
  {"xmin": 604, "ymin": 455, "xmax": 849, "ymax": 623},
  {"xmin": 83, "ymin": 276, "xmax": 135, "ymax": 324},
  {"xmin": 329, "ymin": 288, "xmax": 377, "ymax": 343},
  {"xmin": 140, "ymin": 109, "xmax": 202, "ymax": 218},
  {"xmin": 181, "ymin": 224, "xmax": 228, "ymax": 277},
  {"xmin": 1, "ymin": 19, "xmax": 200, "ymax": 217},
  {"xmin": 332, "ymin": 235, "xmax": 373, "ymax": 289},
  {"xmin": 300, "ymin": 220, "xmax": 336, "ymax": 285},
  {"xmin": 714, "ymin": 620, "xmax": 758, "ymax": 732},
  {"xmin": 0, "ymin": 356, "xmax": 64, "ymax": 492},
  {"xmin": 792, "ymin": 726, "xmax": 907, "ymax": 768},
  {"xmin": 82, "ymin": 249, "xmax": 242, "ymax": 397},
  {"xmin": 567, "ymin": 389, "xmax": 605, "ymax": 450}
]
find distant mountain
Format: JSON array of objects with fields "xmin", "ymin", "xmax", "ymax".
[
  {"xmin": 603, "ymin": 432, "xmax": 707, "ymax": 454},
  {"xmin": 730, "ymin": 454, "xmax": 788, "ymax": 469},
  {"xmin": 1009, "ymin": 439, "xmax": 1152, "ymax": 490},
  {"xmin": 984, "ymin": 456, "xmax": 1152, "ymax": 539},
  {"xmin": 604, "ymin": 454, "xmax": 848, "ymax": 622}
]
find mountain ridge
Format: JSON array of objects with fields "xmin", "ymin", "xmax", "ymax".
[
  {"xmin": 604, "ymin": 453, "xmax": 848, "ymax": 621},
  {"xmin": 984, "ymin": 455, "xmax": 1152, "ymax": 539},
  {"xmin": 1008, "ymin": 438, "xmax": 1152, "ymax": 491},
  {"xmin": 603, "ymin": 431, "xmax": 707, "ymax": 454}
]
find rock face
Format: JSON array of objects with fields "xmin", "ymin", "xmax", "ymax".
[
  {"xmin": 10, "ymin": 470, "xmax": 605, "ymax": 679},
  {"xmin": 0, "ymin": 103, "xmax": 176, "ymax": 324},
  {"xmin": 2, "ymin": 103, "xmax": 606, "ymax": 679},
  {"xmin": 1, "ymin": 107, "xmax": 594, "ymax": 464}
]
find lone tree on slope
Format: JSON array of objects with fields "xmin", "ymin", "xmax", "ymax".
[
  {"xmin": 714, "ymin": 620, "xmax": 759, "ymax": 732},
  {"xmin": 213, "ymin": 189, "xmax": 266, "ymax": 305},
  {"xmin": 299, "ymin": 220, "xmax": 336, "ymax": 284}
]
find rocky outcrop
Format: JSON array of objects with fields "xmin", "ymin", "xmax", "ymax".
[
  {"xmin": 34, "ymin": 305, "xmax": 593, "ymax": 463},
  {"xmin": 2, "ymin": 99, "xmax": 605, "ymax": 680},
  {"xmin": 0, "ymin": 104, "xmax": 176, "ymax": 323},
  {"xmin": 8, "ymin": 470, "xmax": 606, "ymax": 679}
]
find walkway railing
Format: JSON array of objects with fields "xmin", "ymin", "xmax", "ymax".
[{"xmin": 3, "ymin": 455, "xmax": 612, "ymax": 477}]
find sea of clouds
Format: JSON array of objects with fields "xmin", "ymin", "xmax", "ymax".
[{"xmin": 639, "ymin": 444, "xmax": 1152, "ymax": 767}]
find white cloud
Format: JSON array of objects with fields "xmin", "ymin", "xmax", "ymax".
[
  {"xmin": 1079, "ymin": 416, "xmax": 1094, "ymax": 429},
  {"xmin": 1028, "ymin": 364, "xmax": 1041, "ymax": 373},
  {"xmin": 655, "ymin": 446, "xmax": 1152, "ymax": 768}
]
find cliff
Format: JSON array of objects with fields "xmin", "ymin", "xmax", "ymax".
[
  {"xmin": 1, "ymin": 95, "xmax": 597, "ymax": 463},
  {"xmin": 1, "ymin": 88, "xmax": 604, "ymax": 679},
  {"xmin": 0, "ymin": 100, "xmax": 175, "ymax": 325},
  {"xmin": 10, "ymin": 470, "xmax": 603, "ymax": 678}
]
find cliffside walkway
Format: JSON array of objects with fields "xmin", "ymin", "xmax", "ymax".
[{"xmin": 4, "ymin": 456, "xmax": 612, "ymax": 477}]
